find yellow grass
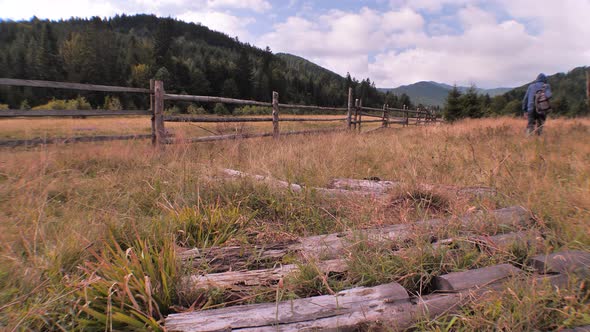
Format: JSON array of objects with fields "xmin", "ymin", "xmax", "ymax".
[{"xmin": 0, "ymin": 116, "xmax": 588, "ymax": 330}]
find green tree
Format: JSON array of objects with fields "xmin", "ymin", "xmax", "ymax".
[
  {"xmin": 462, "ymin": 86, "xmax": 482, "ymax": 118},
  {"xmin": 443, "ymin": 86, "xmax": 462, "ymax": 122}
]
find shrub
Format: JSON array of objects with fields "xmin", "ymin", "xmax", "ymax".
[
  {"xmin": 103, "ymin": 96, "xmax": 123, "ymax": 111},
  {"xmin": 0, "ymin": 104, "xmax": 9, "ymax": 110},
  {"xmin": 187, "ymin": 104, "xmax": 207, "ymax": 115},
  {"xmin": 213, "ymin": 103, "xmax": 230, "ymax": 115}
]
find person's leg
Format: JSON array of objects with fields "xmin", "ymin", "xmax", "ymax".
[
  {"xmin": 536, "ymin": 114, "xmax": 546, "ymax": 135},
  {"xmin": 527, "ymin": 111, "xmax": 535, "ymax": 135}
]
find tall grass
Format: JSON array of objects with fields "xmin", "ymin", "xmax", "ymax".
[{"xmin": 0, "ymin": 117, "xmax": 588, "ymax": 330}]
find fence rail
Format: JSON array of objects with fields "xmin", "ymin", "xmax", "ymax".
[
  {"xmin": 0, "ymin": 109, "xmax": 152, "ymax": 117},
  {"xmin": 0, "ymin": 78, "xmax": 441, "ymax": 147}
]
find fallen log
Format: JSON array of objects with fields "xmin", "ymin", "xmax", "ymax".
[
  {"xmin": 180, "ymin": 230, "xmax": 542, "ymax": 293},
  {"xmin": 167, "ymin": 263, "xmax": 568, "ymax": 332},
  {"xmin": 328, "ymin": 178, "xmax": 497, "ymax": 197},
  {"xmin": 178, "ymin": 206, "xmax": 531, "ymax": 272}
]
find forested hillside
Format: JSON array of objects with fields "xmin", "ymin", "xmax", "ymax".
[
  {"xmin": 0, "ymin": 15, "xmax": 409, "ymax": 112},
  {"xmin": 443, "ymin": 66, "xmax": 589, "ymax": 121}
]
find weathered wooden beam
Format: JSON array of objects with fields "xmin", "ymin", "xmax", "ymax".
[
  {"xmin": 278, "ymin": 103, "xmax": 347, "ymax": 112},
  {"xmin": 154, "ymin": 80, "xmax": 166, "ymax": 145},
  {"xmin": 328, "ymin": 177, "xmax": 497, "ymax": 197},
  {"xmin": 347, "ymin": 87, "xmax": 353, "ymax": 129},
  {"xmin": 163, "ymin": 116, "xmax": 346, "ymax": 123},
  {"xmin": 0, "ymin": 109, "xmax": 151, "ymax": 117},
  {"xmin": 167, "ymin": 264, "xmax": 569, "ymax": 332},
  {"xmin": 529, "ymin": 251, "xmax": 590, "ymax": 277},
  {"xmin": 0, "ymin": 134, "xmax": 154, "ymax": 148},
  {"xmin": 0, "ymin": 78, "xmax": 150, "ymax": 93},
  {"xmin": 178, "ymin": 207, "xmax": 530, "ymax": 271},
  {"xmin": 172, "ymin": 128, "xmax": 346, "ymax": 144},
  {"xmin": 166, "ymin": 282, "xmax": 409, "ymax": 331},
  {"xmin": 272, "ymin": 91, "xmax": 280, "ymax": 139},
  {"xmin": 433, "ymin": 264, "xmax": 523, "ymax": 291},
  {"xmin": 164, "ymin": 93, "xmax": 272, "ymax": 107},
  {"xmin": 180, "ymin": 231, "xmax": 540, "ymax": 292}
]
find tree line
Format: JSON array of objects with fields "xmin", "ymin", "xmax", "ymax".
[
  {"xmin": 443, "ymin": 66, "xmax": 589, "ymax": 121},
  {"xmin": 0, "ymin": 15, "xmax": 415, "ymax": 113}
]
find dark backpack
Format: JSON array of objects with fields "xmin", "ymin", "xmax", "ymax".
[{"xmin": 534, "ymin": 84, "xmax": 551, "ymax": 115}]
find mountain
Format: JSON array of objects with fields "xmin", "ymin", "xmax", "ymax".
[
  {"xmin": 0, "ymin": 15, "xmax": 391, "ymax": 111},
  {"xmin": 380, "ymin": 81, "xmax": 511, "ymax": 107}
]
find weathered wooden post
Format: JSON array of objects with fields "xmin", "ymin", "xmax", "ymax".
[
  {"xmin": 153, "ymin": 80, "xmax": 166, "ymax": 145},
  {"xmin": 404, "ymin": 105, "xmax": 409, "ymax": 127},
  {"xmin": 382, "ymin": 104, "xmax": 387, "ymax": 128},
  {"xmin": 150, "ymin": 79, "xmax": 156, "ymax": 145},
  {"xmin": 357, "ymin": 99, "xmax": 362, "ymax": 132},
  {"xmin": 586, "ymin": 68, "xmax": 590, "ymax": 111},
  {"xmin": 272, "ymin": 91, "xmax": 280, "ymax": 139},
  {"xmin": 354, "ymin": 99, "xmax": 359, "ymax": 130},
  {"xmin": 347, "ymin": 87, "xmax": 353, "ymax": 130}
]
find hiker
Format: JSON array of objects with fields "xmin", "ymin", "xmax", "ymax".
[{"xmin": 522, "ymin": 73, "xmax": 552, "ymax": 135}]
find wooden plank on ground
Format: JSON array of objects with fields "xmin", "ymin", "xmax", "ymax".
[
  {"xmin": 178, "ymin": 207, "xmax": 530, "ymax": 272},
  {"xmin": 166, "ymin": 282, "xmax": 409, "ymax": 332},
  {"xmin": 167, "ymin": 265, "xmax": 568, "ymax": 332},
  {"xmin": 180, "ymin": 231, "xmax": 541, "ymax": 293},
  {"xmin": 433, "ymin": 264, "xmax": 523, "ymax": 291},
  {"xmin": 529, "ymin": 251, "xmax": 590, "ymax": 277}
]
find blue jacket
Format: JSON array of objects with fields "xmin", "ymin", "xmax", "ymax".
[{"xmin": 522, "ymin": 73, "xmax": 552, "ymax": 113}]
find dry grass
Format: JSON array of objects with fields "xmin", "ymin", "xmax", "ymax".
[{"xmin": 0, "ymin": 116, "xmax": 589, "ymax": 330}]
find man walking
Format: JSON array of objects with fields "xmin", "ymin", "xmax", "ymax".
[{"xmin": 522, "ymin": 73, "xmax": 552, "ymax": 135}]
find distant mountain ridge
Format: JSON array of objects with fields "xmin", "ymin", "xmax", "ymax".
[{"xmin": 380, "ymin": 81, "xmax": 512, "ymax": 107}]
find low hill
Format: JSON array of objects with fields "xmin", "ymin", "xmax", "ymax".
[{"xmin": 380, "ymin": 81, "xmax": 511, "ymax": 107}]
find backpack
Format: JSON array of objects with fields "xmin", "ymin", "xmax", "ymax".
[{"xmin": 534, "ymin": 84, "xmax": 551, "ymax": 115}]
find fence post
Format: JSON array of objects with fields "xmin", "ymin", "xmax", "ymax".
[
  {"xmin": 382, "ymin": 104, "xmax": 387, "ymax": 128},
  {"xmin": 357, "ymin": 99, "xmax": 362, "ymax": 132},
  {"xmin": 354, "ymin": 99, "xmax": 359, "ymax": 130},
  {"xmin": 153, "ymin": 80, "xmax": 166, "ymax": 145},
  {"xmin": 347, "ymin": 87, "xmax": 353, "ymax": 130},
  {"xmin": 586, "ymin": 68, "xmax": 590, "ymax": 111},
  {"xmin": 272, "ymin": 91, "xmax": 280, "ymax": 139},
  {"xmin": 404, "ymin": 105, "xmax": 408, "ymax": 127},
  {"xmin": 150, "ymin": 79, "xmax": 156, "ymax": 145}
]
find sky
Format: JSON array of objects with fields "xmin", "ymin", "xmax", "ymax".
[{"xmin": 1, "ymin": 0, "xmax": 589, "ymax": 88}]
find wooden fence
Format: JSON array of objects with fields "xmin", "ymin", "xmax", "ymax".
[{"xmin": 0, "ymin": 78, "xmax": 439, "ymax": 147}]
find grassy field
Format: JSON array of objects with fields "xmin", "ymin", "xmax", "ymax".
[
  {"xmin": 0, "ymin": 114, "xmax": 356, "ymax": 140},
  {"xmin": 0, "ymin": 116, "xmax": 589, "ymax": 331}
]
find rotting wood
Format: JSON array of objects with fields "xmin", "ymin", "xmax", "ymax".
[
  {"xmin": 180, "ymin": 231, "xmax": 540, "ymax": 293},
  {"xmin": 0, "ymin": 77, "xmax": 150, "ymax": 93},
  {"xmin": 328, "ymin": 177, "xmax": 497, "ymax": 197},
  {"xmin": 178, "ymin": 207, "xmax": 530, "ymax": 271},
  {"xmin": 166, "ymin": 282, "xmax": 409, "ymax": 332},
  {"xmin": 433, "ymin": 264, "xmax": 523, "ymax": 291},
  {"xmin": 529, "ymin": 250, "xmax": 590, "ymax": 277},
  {"xmin": 166, "ymin": 266, "xmax": 568, "ymax": 332},
  {"xmin": 0, "ymin": 109, "xmax": 151, "ymax": 117}
]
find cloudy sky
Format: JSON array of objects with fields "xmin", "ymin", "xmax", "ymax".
[{"xmin": 2, "ymin": 0, "xmax": 589, "ymax": 88}]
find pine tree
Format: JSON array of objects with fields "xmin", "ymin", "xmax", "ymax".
[{"xmin": 443, "ymin": 86, "xmax": 462, "ymax": 122}]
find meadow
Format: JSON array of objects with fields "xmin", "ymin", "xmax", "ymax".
[{"xmin": 0, "ymin": 116, "xmax": 588, "ymax": 331}]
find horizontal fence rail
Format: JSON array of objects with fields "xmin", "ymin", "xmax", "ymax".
[
  {"xmin": 0, "ymin": 78, "xmax": 441, "ymax": 148},
  {"xmin": 0, "ymin": 78, "xmax": 150, "ymax": 93},
  {"xmin": 0, "ymin": 109, "xmax": 151, "ymax": 117},
  {"xmin": 0, "ymin": 134, "xmax": 155, "ymax": 148}
]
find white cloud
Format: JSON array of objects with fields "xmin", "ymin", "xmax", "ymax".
[
  {"xmin": 207, "ymin": 0, "xmax": 271, "ymax": 13},
  {"xmin": 0, "ymin": 0, "xmax": 120, "ymax": 20},
  {"xmin": 177, "ymin": 10, "xmax": 255, "ymax": 39},
  {"xmin": 261, "ymin": 0, "xmax": 590, "ymax": 88}
]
